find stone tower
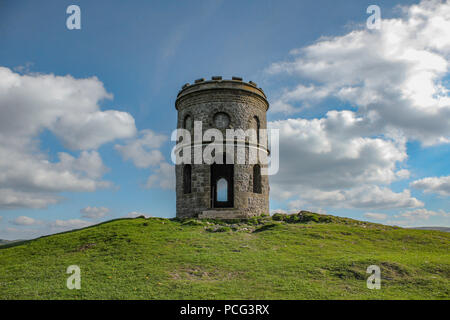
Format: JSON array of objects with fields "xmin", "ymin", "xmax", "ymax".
[{"xmin": 175, "ymin": 76, "xmax": 269, "ymax": 219}]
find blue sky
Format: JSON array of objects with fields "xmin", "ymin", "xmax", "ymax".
[{"xmin": 0, "ymin": 0, "xmax": 449, "ymax": 239}]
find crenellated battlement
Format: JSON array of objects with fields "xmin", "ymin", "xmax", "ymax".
[{"xmin": 176, "ymin": 76, "xmax": 267, "ymax": 104}]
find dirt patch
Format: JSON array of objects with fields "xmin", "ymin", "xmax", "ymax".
[
  {"xmin": 379, "ymin": 261, "xmax": 411, "ymax": 280},
  {"xmin": 327, "ymin": 261, "xmax": 411, "ymax": 281},
  {"xmin": 77, "ymin": 243, "xmax": 96, "ymax": 252},
  {"xmin": 170, "ymin": 267, "xmax": 243, "ymax": 281}
]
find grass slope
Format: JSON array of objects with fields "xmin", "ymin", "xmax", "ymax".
[{"xmin": 0, "ymin": 212, "xmax": 449, "ymax": 300}]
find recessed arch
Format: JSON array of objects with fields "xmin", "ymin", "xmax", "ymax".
[
  {"xmin": 253, "ymin": 116, "xmax": 260, "ymax": 144},
  {"xmin": 183, "ymin": 115, "xmax": 193, "ymax": 132},
  {"xmin": 213, "ymin": 112, "xmax": 231, "ymax": 129},
  {"xmin": 216, "ymin": 178, "xmax": 228, "ymax": 202},
  {"xmin": 183, "ymin": 164, "xmax": 192, "ymax": 194},
  {"xmin": 253, "ymin": 164, "xmax": 262, "ymax": 194},
  {"xmin": 211, "ymin": 154, "xmax": 234, "ymax": 208}
]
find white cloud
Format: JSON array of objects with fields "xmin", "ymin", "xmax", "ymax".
[
  {"xmin": 0, "ymin": 67, "xmax": 137, "ymax": 209},
  {"xmin": 115, "ymin": 129, "xmax": 167, "ymax": 168},
  {"xmin": 126, "ymin": 211, "xmax": 152, "ymax": 218},
  {"xmin": 52, "ymin": 111, "xmax": 136, "ymax": 150},
  {"xmin": 0, "ymin": 226, "xmax": 43, "ymax": 240},
  {"xmin": 410, "ymin": 176, "xmax": 450, "ymax": 196},
  {"xmin": 262, "ymin": 0, "xmax": 450, "ymax": 213},
  {"xmin": 0, "ymin": 189, "xmax": 61, "ymax": 209},
  {"xmin": 383, "ymin": 208, "xmax": 450, "ymax": 227},
  {"xmin": 55, "ymin": 150, "xmax": 109, "ymax": 180},
  {"xmin": 267, "ymin": 115, "xmax": 420, "ymax": 209},
  {"xmin": 397, "ymin": 208, "xmax": 449, "ymax": 221},
  {"xmin": 115, "ymin": 130, "xmax": 175, "ymax": 192},
  {"xmin": 0, "ymin": 67, "xmax": 136, "ymax": 149},
  {"xmin": 363, "ymin": 212, "xmax": 388, "ymax": 221},
  {"xmin": 266, "ymin": 0, "xmax": 450, "ymax": 146},
  {"xmin": 287, "ymin": 203, "xmax": 327, "ymax": 214},
  {"xmin": 0, "ymin": 146, "xmax": 111, "ymax": 209},
  {"xmin": 11, "ymin": 216, "xmax": 39, "ymax": 226},
  {"xmin": 270, "ymin": 114, "xmax": 408, "ymax": 193},
  {"xmin": 271, "ymin": 84, "xmax": 332, "ymax": 114},
  {"xmin": 80, "ymin": 206, "xmax": 110, "ymax": 219},
  {"xmin": 1, "ymin": 217, "xmax": 94, "ymax": 239},
  {"xmin": 270, "ymin": 209, "xmax": 288, "ymax": 215},
  {"xmin": 49, "ymin": 219, "xmax": 93, "ymax": 230},
  {"xmin": 286, "ymin": 186, "xmax": 422, "ymax": 210},
  {"xmin": 146, "ymin": 162, "xmax": 175, "ymax": 190}
]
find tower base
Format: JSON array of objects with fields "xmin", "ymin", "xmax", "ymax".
[{"xmin": 199, "ymin": 209, "xmax": 252, "ymax": 219}]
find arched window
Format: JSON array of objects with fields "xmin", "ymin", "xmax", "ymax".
[
  {"xmin": 253, "ymin": 116, "xmax": 260, "ymax": 144},
  {"xmin": 183, "ymin": 115, "xmax": 193, "ymax": 132},
  {"xmin": 216, "ymin": 178, "xmax": 228, "ymax": 201},
  {"xmin": 183, "ymin": 164, "xmax": 191, "ymax": 194},
  {"xmin": 253, "ymin": 164, "xmax": 262, "ymax": 194},
  {"xmin": 213, "ymin": 112, "xmax": 230, "ymax": 129}
]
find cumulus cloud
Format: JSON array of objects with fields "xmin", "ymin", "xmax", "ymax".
[
  {"xmin": 286, "ymin": 186, "xmax": 422, "ymax": 210},
  {"xmin": 270, "ymin": 114, "xmax": 408, "ymax": 192},
  {"xmin": 270, "ymin": 209, "xmax": 289, "ymax": 215},
  {"xmin": 0, "ymin": 189, "xmax": 61, "ymax": 209},
  {"xmin": 262, "ymin": 0, "xmax": 450, "ymax": 213},
  {"xmin": 271, "ymin": 84, "xmax": 333, "ymax": 114},
  {"xmin": 126, "ymin": 211, "xmax": 152, "ymax": 218},
  {"xmin": 49, "ymin": 219, "xmax": 93, "ymax": 230},
  {"xmin": 146, "ymin": 162, "xmax": 175, "ymax": 190},
  {"xmin": 286, "ymin": 204, "xmax": 327, "ymax": 214},
  {"xmin": 267, "ymin": 116, "xmax": 420, "ymax": 209},
  {"xmin": 52, "ymin": 111, "xmax": 136, "ymax": 150},
  {"xmin": 410, "ymin": 176, "xmax": 450, "ymax": 196},
  {"xmin": 0, "ymin": 67, "xmax": 137, "ymax": 209},
  {"xmin": 363, "ymin": 212, "xmax": 388, "ymax": 221},
  {"xmin": 1, "ymin": 217, "xmax": 94, "ymax": 239},
  {"xmin": 0, "ymin": 67, "xmax": 136, "ymax": 149},
  {"xmin": 115, "ymin": 129, "xmax": 167, "ymax": 168},
  {"xmin": 80, "ymin": 206, "xmax": 110, "ymax": 219},
  {"xmin": 266, "ymin": 0, "xmax": 450, "ymax": 146},
  {"xmin": 397, "ymin": 208, "xmax": 449, "ymax": 221},
  {"xmin": 0, "ymin": 146, "xmax": 110, "ymax": 209},
  {"xmin": 11, "ymin": 216, "xmax": 40, "ymax": 226},
  {"xmin": 114, "ymin": 130, "xmax": 175, "ymax": 191}
]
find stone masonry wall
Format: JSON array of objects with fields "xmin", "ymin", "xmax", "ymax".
[{"xmin": 175, "ymin": 78, "xmax": 269, "ymax": 218}]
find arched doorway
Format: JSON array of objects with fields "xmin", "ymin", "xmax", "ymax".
[{"xmin": 211, "ymin": 154, "xmax": 234, "ymax": 208}]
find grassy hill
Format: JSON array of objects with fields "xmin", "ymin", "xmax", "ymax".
[{"xmin": 0, "ymin": 212, "xmax": 448, "ymax": 300}]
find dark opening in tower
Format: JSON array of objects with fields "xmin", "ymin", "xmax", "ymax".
[
  {"xmin": 253, "ymin": 164, "xmax": 262, "ymax": 194},
  {"xmin": 183, "ymin": 164, "xmax": 192, "ymax": 194},
  {"xmin": 210, "ymin": 154, "xmax": 234, "ymax": 208}
]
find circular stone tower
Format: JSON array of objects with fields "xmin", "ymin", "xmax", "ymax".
[{"xmin": 175, "ymin": 76, "xmax": 270, "ymax": 219}]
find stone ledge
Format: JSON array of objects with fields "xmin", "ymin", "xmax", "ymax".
[
  {"xmin": 176, "ymin": 79, "xmax": 267, "ymax": 103},
  {"xmin": 199, "ymin": 210, "xmax": 251, "ymax": 219}
]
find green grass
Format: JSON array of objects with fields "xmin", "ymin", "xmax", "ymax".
[{"xmin": 0, "ymin": 212, "xmax": 449, "ymax": 299}]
